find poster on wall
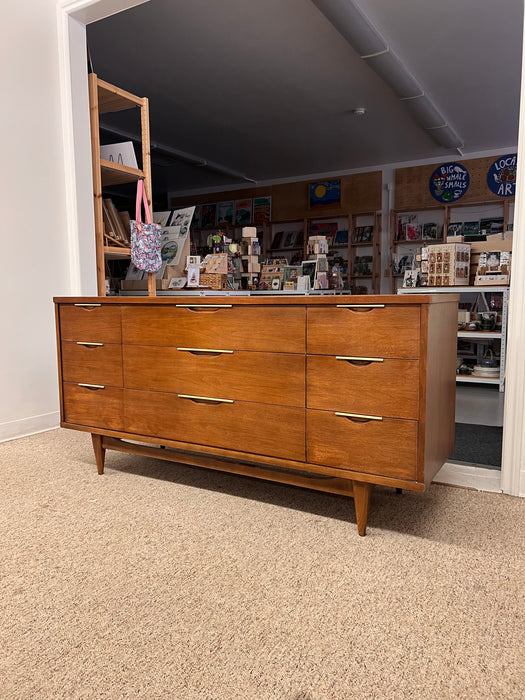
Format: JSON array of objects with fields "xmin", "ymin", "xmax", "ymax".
[
  {"xmin": 429, "ymin": 162, "xmax": 470, "ymax": 202},
  {"xmin": 235, "ymin": 199, "xmax": 252, "ymax": 225},
  {"xmin": 487, "ymin": 154, "xmax": 517, "ymax": 197},
  {"xmin": 201, "ymin": 203, "xmax": 216, "ymax": 228},
  {"xmin": 216, "ymin": 201, "xmax": 234, "ymax": 225},
  {"xmin": 253, "ymin": 196, "xmax": 272, "ymax": 224},
  {"xmin": 192, "ymin": 204, "xmax": 202, "ymax": 229},
  {"xmin": 309, "ymin": 179, "xmax": 341, "ymax": 207}
]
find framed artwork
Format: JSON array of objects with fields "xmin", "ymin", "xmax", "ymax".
[
  {"xmin": 253, "ymin": 196, "xmax": 271, "ymax": 224},
  {"xmin": 201, "ymin": 203, "xmax": 216, "ymax": 228},
  {"xmin": 309, "ymin": 179, "xmax": 341, "ymax": 207},
  {"xmin": 283, "ymin": 231, "xmax": 296, "ymax": 248},
  {"xmin": 234, "ymin": 199, "xmax": 252, "ymax": 225},
  {"xmin": 217, "ymin": 201, "xmax": 234, "ymax": 225},
  {"xmin": 301, "ymin": 260, "xmax": 318, "ymax": 289},
  {"xmin": 334, "ymin": 229, "xmax": 349, "ymax": 245},
  {"xmin": 192, "ymin": 205, "xmax": 202, "ymax": 229}
]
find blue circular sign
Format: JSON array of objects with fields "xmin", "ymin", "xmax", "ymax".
[
  {"xmin": 487, "ymin": 154, "xmax": 517, "ymax": 197},
  {"xmin": 429, "ymin": 162, "xmax": 470, "ymax": 202}
]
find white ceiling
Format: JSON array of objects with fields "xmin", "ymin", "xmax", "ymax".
[{"xmin": 86, "ymin": 0, "xmax": 523, "ymax": 194}]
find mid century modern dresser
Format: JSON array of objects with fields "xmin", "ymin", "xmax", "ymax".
[{"xmin": 54, "ymin": 294, "xmax": 458, "ymax": 535}]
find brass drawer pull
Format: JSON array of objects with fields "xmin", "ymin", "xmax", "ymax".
[
  {"xmin": 176, "ymin": 304, "xmax": 232, "ymax": 311},
  {"xmin": 336, "ymin": 304, "xmax": 385, "ymax": 309},
  {"xmin": 78, "ymin": 383, "xmax": 105, "ymax": 390},
  {"xmin": 335, "ymin": 411, "xmax": 383, "ymax": 422},
  {"xmin": 74, "ymin": 303, "xmax": 101, "ymax": 308},
  {"xmin": 177, "ymin": 347, "xmax": 233, "ymax": 355},
  {"xmin": 77, "ymin": 341, "xmax": 104, "ymax": 348},
  {"xmin": 336, "ymin": 356, "xmax": 384, "ymax": 363},
  {"xmin": 178, "ymin": 393, "xmax": 234, "ymax": 404}
]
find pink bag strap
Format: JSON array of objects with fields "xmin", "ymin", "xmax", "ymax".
[{"xmin": 135, "ymin": 179, "xmax": 152, "ymax": 224}]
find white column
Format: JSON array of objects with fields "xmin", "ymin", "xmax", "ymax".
[{"xmin": 501, "ymin": 10, "xmax": 525, "ymax": 497}]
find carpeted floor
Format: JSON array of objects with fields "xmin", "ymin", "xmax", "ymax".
[
  {"xmin": 1, "ymin": 429, "xmax": 524, "ymax": 699},
  {"xmin": 451, "ymin": 423, "xmax": 503, "ymax": 468}
]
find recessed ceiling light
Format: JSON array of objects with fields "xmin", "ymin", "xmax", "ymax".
[{"xmin": 351, "ymin": 107, "xmax": 367, "ymax": 116}]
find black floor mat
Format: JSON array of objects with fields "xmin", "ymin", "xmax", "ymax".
[{"xmin": 450, "ymin": 423, "xmax": 502, "ymax": 468}]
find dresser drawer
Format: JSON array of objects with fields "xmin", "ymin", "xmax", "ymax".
[
  {"xmin": 123, "ymin": 346, "xmax": 305, "ymax": 407},
  {"xmin": 307, "ymin": 356, "xmax": 419, "ymax": 419},
  {"xmin": 61, "ymin": 341, "xmax": 123, "ymax": 386},
  {"xmin": 307, "ymin": 409, "xmax": 418, "ymax": 480},
  {"xmin": 307, "ymin": 305, "xmax": 420, "ymax": 358},
  {"xmin": 121, "ymin": 305, "xmax": 305, "ymax": 353},
  {"xmin": 59, "ymin": 304, "xmax": 122, "ymax": 343},
  {"xmin": 62, "ymin": 383, "xmax": 123, "ymax": 431},
  {"xmin": 123, "ymin": 390, "xmax": 305, "ymax": 461}
]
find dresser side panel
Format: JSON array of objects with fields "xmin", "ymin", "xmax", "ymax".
[{"xmin": 422, "ymin": 300, "xmax": 458, "ymax": 485}]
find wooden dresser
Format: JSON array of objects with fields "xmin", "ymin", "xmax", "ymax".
[{"xmin": 54, "ymin": 294, "xmax": 458, "ymax": 535}]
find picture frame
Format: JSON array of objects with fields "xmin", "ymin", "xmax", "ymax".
[
  {"xmin": 201, "ymin": 203, "xmax": 217, "ymax": 228},
  {"xmin": 447, "ymin": 222, "xmax": 463, "ymax": 236},
  {"xmin": 283, "ymin": 231, "xmax": 296, "ymax": 248},
  {"xmin": 270, "ymin": 230, "xmax": 284, "ymax": 250},
  {"xmin": 301, "ymin": 260, "xmax": 318, "ymax": 289},
  {"xmin": 361, "ymin": 226, "xmax": 374, "ymax": 243},
  {"xmin": 253, "ymin": 196, "xmax": 272, "ymax": 224},
  {"xmin": 216, "ymin": 201, "xmax": 234, "ymax": 225},
  {"xmin": 308, "ymin": 179, "xmax": 341, "ymax": 207},
  {"xmin": 422, "ymin": 223, "xmax": 438, "ymax": 240},
  {"xmin": 234, "ymin": 198, "xmax": 252, "ymax": 226},
  {"xmin": 334, "ymin": 229, "xmax": 349, "ymax": 245},
  {"xmin": 403, "ymin": 269, "xmax": 420, "ymax": 288},
  {"xmin": 462, "ymin": 220, "xmax": 479, "ymax": 235}
]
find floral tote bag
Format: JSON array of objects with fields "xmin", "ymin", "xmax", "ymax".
[{"xmin": 130, "ymin": 179, "xmax": 162, "ymax": 273}]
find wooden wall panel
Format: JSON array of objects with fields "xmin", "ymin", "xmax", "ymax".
[
  {"xmin": 170, "ymin": 186, "xmax": 271, "ymax": 210},
  {"xmin": 170, "ymin": 171, "xmax": 382, "ymax": 221},
  {"xmin": 344, "ymin": 170, "xmax": 382, "ymax": 212},
  {"xmin": 272, "ymin": 182, "xmax": 308, "ymax": 220},
  {"xmin": 395, "ymin": 155, "xmax": 509, "ymax": 210}
]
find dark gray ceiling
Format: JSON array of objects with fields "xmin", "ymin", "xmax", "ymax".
[{"xmin": 87, "ymin": 0, "xmax": 523, "ymax": 194}]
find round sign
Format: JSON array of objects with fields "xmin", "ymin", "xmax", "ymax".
[
  {"xmin": 487, "ymin": 154, "xmax": 517, "ymax": 197},
  {"xmin": 429, "ymin": 162, "xmax": 470, "ymax": 203}
]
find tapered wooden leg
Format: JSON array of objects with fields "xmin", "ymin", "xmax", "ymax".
[
  {"xmin": 91, "ymin": 433, "xmax": 106, "ymax": 475},
  {"xmin": 353, "ymin": 481, "xmax": 373, "ymax": 536}
]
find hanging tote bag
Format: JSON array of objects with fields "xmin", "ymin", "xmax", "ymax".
[{"xmin": 130, "ymin": 179, "xmax": 162, "ymax": 273}]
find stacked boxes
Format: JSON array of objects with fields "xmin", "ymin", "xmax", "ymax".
[
  {"xmin": 427, "ymin": 242, "xmax": 470, "ymax": 287},
  {"xmin": 241, "ymin": 226, "xmax": 261, "ymax": 288}
]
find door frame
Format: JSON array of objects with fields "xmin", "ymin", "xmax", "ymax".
[{"xmin": 56, "ymin": 0, "xmax": 525, "ymax": 496}]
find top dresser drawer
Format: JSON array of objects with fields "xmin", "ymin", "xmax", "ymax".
[
  {"xmin": 307, "ymin": 304, "xmax": 421, "ymax": 358},
  {"xmin": 121, "ymin": 304, "xmax": 305, "ymax": 353},
  {"xmin": 59, "ymin": 304, "xmax": 122, "ymax": 344}
]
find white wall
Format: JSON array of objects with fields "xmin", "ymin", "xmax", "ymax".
[{"xmin": 0, "ymin": 1, "xmax": 74, "ymax": 440}]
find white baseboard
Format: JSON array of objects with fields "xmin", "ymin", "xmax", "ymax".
[
  {"xmin": 433, "ymin": 461, "xmax": 502, "ymax": 492},
  {"xmin": 0, "ymin": 412, "xmax": 60, "ymax": 443}
]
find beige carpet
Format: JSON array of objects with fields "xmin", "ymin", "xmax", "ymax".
[{"xmin": 1, "ymin": 429, "xmax": 524, "ymax": 700}]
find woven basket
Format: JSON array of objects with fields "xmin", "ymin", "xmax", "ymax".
[{"xmin": 200, "ymin": 273, "xmax": 228, "ymax": 290}]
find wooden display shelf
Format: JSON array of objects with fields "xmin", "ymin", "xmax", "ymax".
[
  {"xmin": 104, "ymin": 246, "xmax": 131, "ymax": 258},
  {"xmin": 100, "ymin": 160, "xmax": 144, "ymax": 186},
  {"xmin": 394, "ymin": 238, "xmax": 445, "ymax": 245},
  {"xmin": 96, "ymin": 77, "xmax": 144, "ymax": 113},
  {"xmin": 89, "ymin": 72, "xmax": 153, "ymax": 296},
  {"xmin": 456, "ymin": 375, "xmax": 500, "ymax": 384},
  {"xmin": 457, "ymin": 330, "xmax": 502, "ymax": 339}
]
